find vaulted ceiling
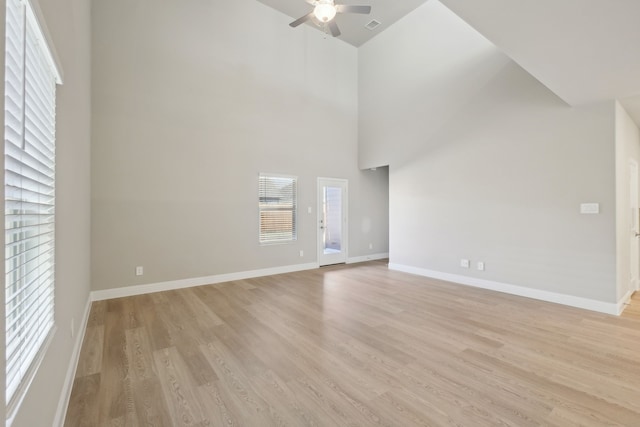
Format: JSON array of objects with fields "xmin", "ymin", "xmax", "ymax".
[
  {"xmin": 255, "ymin": 0, "xmax": 428, "ymax": 46},
  {"xmin": 440, "ymin": 0, "xmax": 640, "ymax": 110},
  {"xmin": 259, "ymin": 0, "xmax": 640, "ymax": 123}
]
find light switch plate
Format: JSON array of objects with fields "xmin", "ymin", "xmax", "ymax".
[{"xmin": 580, "ymin": 203, "xmax": 599, "ymax": 214}]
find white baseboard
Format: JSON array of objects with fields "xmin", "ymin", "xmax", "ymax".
[
  {"xmin": 347, "ymin": 252, "xmax": 389, "ymax": 264},
  {"xmin": 389, "ymin": 263, "xmax": 620, "ymax": 316},
  {"xmin": 53, "ymin": 295, "xmax": 92, "ymax": 427},
  {"xmin": 90, "ymin": 262, "xmax": 320, "ymax": 301}
]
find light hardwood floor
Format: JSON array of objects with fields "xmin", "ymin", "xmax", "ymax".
[
  {"xmin": 65, "ymin": 261, "xmax": 640, "ymax": 426},
  {"xmin": 622, "ymin": 292, "xmax": 640, "ymax": 321}
]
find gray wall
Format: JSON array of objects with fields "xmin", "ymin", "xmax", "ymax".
[
  {"xmin": 7, "ymin": 0, "xmax": 92, "ymax": 425},
  {"xmin": 359, "ymin": 1, "xmax": 617, "ymax": 303},
  {"xmin": 91, "ymin": 0, "xmax": 389, "ymax": 291}
]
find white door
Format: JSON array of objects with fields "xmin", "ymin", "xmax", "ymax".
[
  {"xmin": 318, "ymin": 178, "xmax": 348, "ymax": 266},
  {"xmin": 630, "ymin": 160, "xmax": 639, "ymax": 292}
]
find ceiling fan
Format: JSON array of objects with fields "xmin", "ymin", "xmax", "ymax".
[{"xmin": 289, "ymin": 0, "xmax": 372, "ymax": 37}]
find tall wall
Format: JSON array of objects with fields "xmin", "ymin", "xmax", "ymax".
[
  {"xmin": 91, "ymin": 0, "xmax": 389, "ymax": 292},
  {"xmin": 359, "ymin": 1, "xmax": 617, "ymax": 305},
  {"xmin": 7, "ymin": 0, "xmax": 93, "ymax": 425}
]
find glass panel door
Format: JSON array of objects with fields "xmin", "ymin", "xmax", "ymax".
[{"xmin": 318, "ymin": 178, "xmax": 348, "ymax": 266}]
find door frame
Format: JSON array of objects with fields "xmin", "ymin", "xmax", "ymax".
[
  {"xmin": 630, "ymin": 159, "xmax": 640, "ymax": 292},
  {"xmin": 317, "ymin": 177, "xmax": 349, "ymax": 266}
]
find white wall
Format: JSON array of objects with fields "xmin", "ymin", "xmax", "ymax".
[
  {"xmin": 360, "ymin": 1, "xmax": 617, "ymax": 305},
  {"xmin": 358, "ymin": 0, "xmax": 510, "ymax": 170},
  {"xmin": 614, "ymin": 101, "xmax": 640, "ymax": 301},
  {"xmin": 7, "ymin": 0, "xmax": 92, "ymax": 425},
  {"xmin": 91, "ymin": 0, "xmax": 389, "ymax": 291}
]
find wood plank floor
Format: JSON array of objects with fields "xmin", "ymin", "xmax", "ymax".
[
  {"xmin": 622, "ymin": 291, "xmax": 640, "ymax": 321},
  {"xmin": 65, "ymin": 261, "xmax": 640, "ymax": 426}
]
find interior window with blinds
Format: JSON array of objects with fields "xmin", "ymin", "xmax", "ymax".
[
  {"xmin": 259, "ymin": 174, "xmax": 297, "ymax": 244},
  {"xmin": 4, "ymin": 0, "xmax": 60, "ymax": 411}
]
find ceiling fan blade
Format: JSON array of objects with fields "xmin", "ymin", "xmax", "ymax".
[
  {"xmin": 328, "ymin": 21, "xmax": 341, "ymax": 37},
  {"xmin": 290, "ymin": 12, "xmax": 314, "ymax": 28},
  {"xmin": 336, "ymin": 5, "xmax": 371, "ymax": 14}
]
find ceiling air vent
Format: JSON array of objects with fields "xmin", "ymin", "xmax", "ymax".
[{"xmin": 365, "ymin": 19, "xmax": 381, "ymax": 31}]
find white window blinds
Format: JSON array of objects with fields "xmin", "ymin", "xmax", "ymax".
[
  {"xmin": 4, "ymin": 0, "xmax": 58, "ymax": 408},
  {"xmin": 259, "ymin": 174, "xmax": 297, "ymax": 243}
]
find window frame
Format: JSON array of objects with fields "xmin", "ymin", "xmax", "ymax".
[
  {"xmin": 4, "ymin": 0, "xmax": 61, "ymax": 418},
  {"xmin": 258, "ymin": 173, "xmax": 298, "ymax": 245}
]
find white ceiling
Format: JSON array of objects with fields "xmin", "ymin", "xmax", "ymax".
[
  {"xmin": 255, "ymin": 0, "xmax": 428, "ymax": 47},
  {"xmin": 258, "ymin": 0, "xmax": 640, "ymax": 124},
  {"xmin": 439, "ymin": 0, "xmax": 640, "ymax": 109}
]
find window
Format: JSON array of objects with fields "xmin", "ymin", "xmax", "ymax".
[
  {"xmin": 259, "ymin": 174, "xmax": 297, "ymax": 243},
  {"xmin": 4, "ymin": 0, "xmax": 60, "ymax": 411}
]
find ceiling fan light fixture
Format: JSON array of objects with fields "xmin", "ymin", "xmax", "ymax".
[{"xmin": 314, "ymin": 3, "xmax": 337, "ymax": 23}]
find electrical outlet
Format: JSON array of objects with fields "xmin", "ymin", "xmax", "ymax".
[
  {"xmin": 136, "ymin": 266, "xmax": 144, "ymax": 276},
  {"xmin": 368, "ymin": 243, "xmax": 373, "ymax": 250},
  {"xmin": 299, "ymin": 250, "xmax": 304, "ymax": 257},
  {"xmin": 477, "ymin": 262, "xmax": 485, "ymax": 271},
  {"xmin": 460, "ymin": 259, "xmax": 470, "ymax": 268}
]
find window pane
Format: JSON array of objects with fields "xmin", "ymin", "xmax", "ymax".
[
  {"xmin": 4, "ymin": 0, "xmax": 57, "ymax": 409},
  {"xmin": 259, "ymin": 174, "xmax": 297, "ymax": 243}
]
